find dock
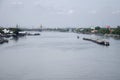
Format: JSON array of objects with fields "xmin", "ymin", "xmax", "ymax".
[{"xmin": 83, "ymin": 38, "xmax": 110, "ymax": 46}]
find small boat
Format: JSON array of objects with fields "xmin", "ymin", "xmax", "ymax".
[
  {"xmin": 27, "ymin": 33, "xmax": 40, "ymax": 36},
  {"xmin": 77, "ymin": 36, "xmax": 79, "ymax": 39},
  {"xmin": 0, "ymin": 38, "xmax": 8, "ymax": 44},
  {"xmin": 83, "ymin": 38, "xmax": 110, "ymax": 46}
]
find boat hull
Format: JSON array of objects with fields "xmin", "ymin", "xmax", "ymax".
[{"xmin": 83, "ymin": 38, "xmax": 110, "ymax": 46}]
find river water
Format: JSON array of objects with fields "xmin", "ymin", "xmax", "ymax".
[{"xmin": 0, "ymin": 32, "xmax": 120, "ymax": 80}]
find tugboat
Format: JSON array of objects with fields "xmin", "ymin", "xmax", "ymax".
[{"xmin": 83, "ymin": 38, "xmax": 110, "ymax": 46}]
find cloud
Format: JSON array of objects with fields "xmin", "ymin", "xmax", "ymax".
[
  {"xmin": 112, "ymin": 10, "xmax": 120, "ymax": 15},
  {"xmin": 34, "ymin": 1, "xmax": 42, "ymax": 6},
  {"xmin": 11, "ymin": 1, "xmax": 23, "ymax": 5},
  {"xmin": 57, "ymin": 9, "xmax": 74, "ymax": 15},
  {"xmin": 68, "ymin": 10, "xmax": 74, "ymax": 14},
  {"xmin": 89, "ymin": 10, "xmax": 97, "ymax": 14}
]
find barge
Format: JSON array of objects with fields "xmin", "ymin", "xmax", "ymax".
[{"xmin": 83, "ymin": 38, "xmax": 110, "ymax": 46}]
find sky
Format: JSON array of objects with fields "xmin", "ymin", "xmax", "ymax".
[{"xmin": 0, "ymin": 0, "xmax": 120, "ymax": 28}]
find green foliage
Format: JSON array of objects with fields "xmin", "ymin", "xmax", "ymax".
[
  {"xmin": 112, "ymin": 28, "xmax": 120, "ymax": 35},
  {"xmin": 76, "ymin": 28, "xmax": 92, "ymax": 33},
  {"xmin": 58, "ymin": 28, "xmax": 69, "ymax": 32},
  {"xmin": 98, "ymin": 28, "xmax": 110, "ymax": 34},
  {"xmin": 0, "ymin": 28, "xmax": 4, "ymax": 34},
  {"xmin": 82, "ymin": 28, "xmax": 91, "ymax": 33},
  {"xmin": 117, "ymin": 26, "xmax": 120, "ymax": 29},
  {"xmin": 76, "ymin": 28, "xmax": 81, "ymax": 33},
  {"xmin": 95, "ymin": 26, "xmax": 101, "ymax": 30},
  {"xmin": 9, "ymin": 28, "xmax": 21, "ymax": 35}
]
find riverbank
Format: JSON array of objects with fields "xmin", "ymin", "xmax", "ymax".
[
  {"xmin": 0, "ymin": 32, "xmax": 40, "ymax": 44},
  {"xmin": 104, "ymin": 34, "xmax": 120, "ymax": 39}
]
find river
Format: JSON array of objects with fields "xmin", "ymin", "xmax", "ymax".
[{"xmin": 0, "ymin": 32, "xmax": 120, "ymax": 80}]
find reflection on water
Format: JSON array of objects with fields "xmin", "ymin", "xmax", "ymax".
[
  {"xmin": 0, "ymin": 32, "xmax": 120, "ymax": 80},
  {"xmin": 11, "ymin": 36, "xmax": 22, "ymax": 42}
]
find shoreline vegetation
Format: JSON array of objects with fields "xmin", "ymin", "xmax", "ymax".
[
  {"xmin": 0, "ymin": 25, "xmax": 120, "ymax": 44},
  {"xmin": 75, "ymin": 26, "xmax": 120, "ymax": 39}
]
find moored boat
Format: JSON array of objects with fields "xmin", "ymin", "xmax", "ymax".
[{"xmin": 0, "ymin": 38, "xmax": 8, "ymax": 44}]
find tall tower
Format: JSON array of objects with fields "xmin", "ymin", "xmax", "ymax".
[
  {"xmin": 40, "ymin": 24, "xmax": 42, "ymax": 29},
  {"xmin": 40, "ymin": 24, "xmax": 42, "ymax": 31},
  {"xmin": 16, "ymin": 24, "xmax": 19, "ymax": 28}
]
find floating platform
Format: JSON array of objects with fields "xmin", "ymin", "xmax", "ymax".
[{"xmin": 83, "ymin": 38, "xmax": 110, "ymax": 46}]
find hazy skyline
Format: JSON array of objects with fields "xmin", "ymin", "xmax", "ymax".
[{"xmin": 0, "ymin": 0, "xmax": 120, "ymax": 28}]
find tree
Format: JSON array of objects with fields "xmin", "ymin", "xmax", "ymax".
[
  {"xmin": 117, "ymin": 26, "xmax": 120, "ymax": 29},
  {"xmin": 95, "ymin": 26, "xmax": 101, "ymax": 30},
  {"xmin": 9, "ymin": 28, "xmax": 21, "ymax": 35},
  {"xmin": 0, "ymin": 28, "xmax": 4, "ymax": 34},
  {"xmin": 98, "ymin": 28, "xmax": 110, "ymax": 34},
  {"xmin": 112, "ymin": 28, "xmax": 120, "ymax": 35}
]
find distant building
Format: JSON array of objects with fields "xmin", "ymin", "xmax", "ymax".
[
  {"xmin": 91, "ymin": 27, "xmax": 95, "ymax": 30},
  {"xmin": 3, "ymin": 29, "xmax": 10, "ymax": 33},
  {"xmin": 2, "ymin": 29, "xmax": 13, "ymax": 34},
  {"xmin": 91, "ymin": 30, "xmax": 98, "ymax": 33}
]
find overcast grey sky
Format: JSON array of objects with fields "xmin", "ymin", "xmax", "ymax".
[{"xmin": 0, "ymin": 0, "xmax": 120, "ymax": 28}]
